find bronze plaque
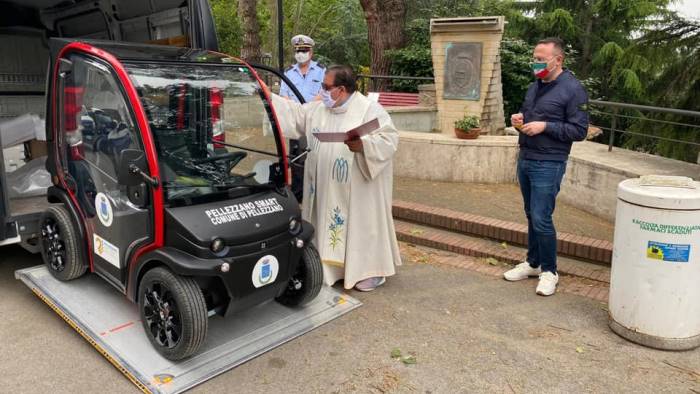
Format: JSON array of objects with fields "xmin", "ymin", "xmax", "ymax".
[{"xmin": 443, "ymin": 42, "xmax": 482, "ymax": 100}]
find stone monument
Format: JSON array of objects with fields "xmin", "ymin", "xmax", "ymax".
[{"xmin": 430, "ymin": 16, "xmax": 505, "ymax": 135}]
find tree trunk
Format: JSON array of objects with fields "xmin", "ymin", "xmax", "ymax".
[
  {"xmin": 238, "ymin": 0, "xmax": 262, "ymax": 64},
  {"xmin": 360, "ymin": 0, "xmax": 406, "ymax": 91},
  {"xmin": 579, "ymin": 15, "xmax": 594, "ymax": 79}
]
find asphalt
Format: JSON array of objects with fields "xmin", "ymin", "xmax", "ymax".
[{"xmin": 1, "ymin": 245, "xmax": 699, "ymax": 393}]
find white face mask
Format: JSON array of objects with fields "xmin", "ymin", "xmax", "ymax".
[
  {"xmin": 320, "ymin": 88, "xmax": 337, "ymax": 108},
  {"xmin": 295, "ymin": 51, "xmax": 310, "ymax": 64}
]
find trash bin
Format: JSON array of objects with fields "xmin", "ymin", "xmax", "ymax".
[{"xmin": 609, "ymin": 175, "xmax": 700, "ymax": 350}]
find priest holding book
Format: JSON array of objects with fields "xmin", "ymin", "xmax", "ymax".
[{"xmin": 262, "ymin": 65, "xmax": 401, "ymax": 292}]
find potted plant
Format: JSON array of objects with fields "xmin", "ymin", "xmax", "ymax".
[{"xmin": 454, "ymin": 114, "xmax": 481, "ymax": 139}]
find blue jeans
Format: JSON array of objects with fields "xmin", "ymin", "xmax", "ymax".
[{"xmin": 517, "ymin": 159, "xmax": 567, "ymax": 274}]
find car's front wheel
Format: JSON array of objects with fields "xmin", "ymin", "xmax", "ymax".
[
  {"xmin": 276, "ymin": 244, "xmax": 323, "ymax": 307},
  {"xmin": 138, "ymin": 267, "xmax": 208, "ymax": 361},
  {"xmin": 39, "ymin": 205, "xmax": 86, "ymax": 281}
]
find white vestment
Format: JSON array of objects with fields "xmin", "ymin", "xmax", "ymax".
[{"xmin": 271, "ymin": 92, "xmax": 402, "ymax": 288}]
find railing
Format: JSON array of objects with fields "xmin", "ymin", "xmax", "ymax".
[
  {"xmin": 352, "ymin": 74, "xmax": 700, "ymax": 164},
  {"xmin": 356, "ymin": 74, "xmax": 434, "ymax": 94},
  {"xmin": 589, "ymin": 100, "xmax": 700, "ymax": 164}
]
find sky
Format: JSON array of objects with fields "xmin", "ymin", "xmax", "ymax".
[{"xmin": 672, "ymin": 0, "xmax": 700, "ymax": 20}]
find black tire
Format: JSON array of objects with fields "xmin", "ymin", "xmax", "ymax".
[
  {"xmin": 276, "ymin": 244, "xmax": 323, "ymax": 307},
  {"xmin": 138, "ymin": 267, "xmax": 208, "ymax": 361},
  {"xmin": 39, "ymin": 205, "xmax": 86, "ymax": 281}
]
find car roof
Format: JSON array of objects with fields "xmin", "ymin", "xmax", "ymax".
[{"xmin": 49, "ymin": 38, "xmax": 241, "ymax": 65}]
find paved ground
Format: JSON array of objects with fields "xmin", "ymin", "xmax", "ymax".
[
  {"xmin": 2, "ymin": 245, "xmax": 699, "ymax": 393},
  {"xmin": 393, "ymin": 176, "xmax": 616, "ymax": 242}
]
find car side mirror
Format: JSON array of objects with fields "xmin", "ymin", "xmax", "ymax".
[{"xmin": 118, "ymin": 149, "xmax": 148, "ymax": 186}]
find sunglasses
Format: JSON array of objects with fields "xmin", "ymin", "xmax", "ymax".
[{"xmin": 295, "ymin": 48, "xmax": 310, "ymax": 53}]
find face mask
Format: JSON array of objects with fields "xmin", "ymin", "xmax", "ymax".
[
  {"xmin": 295, "ymin": 51, "xmax": 310, "ymax": 64},
  {"xmin": 320, "ymin": 88, "xmax": 337, "ymax": 108},
  {"xmin": 531, "ymin": 58, "xmax": 555, "ymax": 79}
]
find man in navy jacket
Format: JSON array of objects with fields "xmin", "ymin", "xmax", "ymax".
[{"xmin": 503, "ymin": 37, "xmax": 589, "ymax": 296}]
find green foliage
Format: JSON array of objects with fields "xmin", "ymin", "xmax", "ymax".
[
  {"xmin": 212, "ymin": 0, "xmax": 368, "ymax": 68},
  {"xmin": 209, "ymin": 0, "xmax": 699, "ymax": 162},
  {"xmin": 455, "ymin": 115, "xmax": 480, "ymax": 131},
  {"xmin": 620, "ymin": 17, "xmax": 700, "ymax": 161},
  {"xmin": 385, "ymin": 19, "xmax": 433, "ymax": 92},
  {"xmin": 500, "ymin": 38, "xmax": 532, "ymax": 119},
  {"xmin": 210, "ymin": 0, "xmax": 242, "ymax": 56}
]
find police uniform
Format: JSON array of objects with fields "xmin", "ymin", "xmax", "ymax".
[
  {"xmin": 279, "ymin": 35, "xmax": 325, "ymax": 103},
  {"xmin": 280, "ymin": 35, "xmax": 324, "ymax": 203}
]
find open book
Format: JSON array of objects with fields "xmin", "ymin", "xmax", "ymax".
[{"xmin": 312, "ymin": 118, "xmax": 380, "ymax": 143}]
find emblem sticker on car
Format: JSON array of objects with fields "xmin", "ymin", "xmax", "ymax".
[
  {"xmin": 252, "ymin": 255, "xmax": 279, "ymax": 288},
  {"xmin": 95, "ymin": 192, "xmax": 114, "ymax": 227}
]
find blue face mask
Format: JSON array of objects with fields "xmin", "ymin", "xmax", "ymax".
[{"xmin": 320, "ymin": 88, "xmax": 337, "ymax": 108}]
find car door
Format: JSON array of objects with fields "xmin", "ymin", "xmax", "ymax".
[{"xmin": 57, "ymin": 52, "xmax": 152, "ymax": 290}]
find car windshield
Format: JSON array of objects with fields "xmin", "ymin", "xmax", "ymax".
[{"xmin": 125, "ymin": 62, "xmax": 283, "ymax": 204}]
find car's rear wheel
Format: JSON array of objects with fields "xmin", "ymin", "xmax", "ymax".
[
  {"xmin": 40, "ymin": 205, "xmax": 86, "ymax": 281},
  {"xmin": 139, "ymin": 267, "xmax": 208, "ymax": 361},
  {"xmin": 276, "ymin": 244, "xmax": 323, "ymax": 307}
]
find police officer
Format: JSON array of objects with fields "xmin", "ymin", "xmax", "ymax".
[
  {"xmin": 280, "ymin": 34, "xmax": 325, "ymax": 102},
  {"xmin": 280, "ymin": 35, "xmax": 325, "ymax": 203}
]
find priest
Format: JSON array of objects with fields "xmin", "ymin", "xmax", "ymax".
[{"xmin": 263, "ymin": 65, "xmax": 401, "ymax": 292}]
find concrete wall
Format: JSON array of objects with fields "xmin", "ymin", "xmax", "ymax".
[
  {"xmin": 387, "ymin": 106, "xmax": 438, "ymax": 133},
  {"xmin": 395, "ymin": 132, "xmax": 518, "ymax": 183},
  {"xmin": 394, "ymin": 132, "xmax": 700, "ymax": 222},
  {"xmin": 562, "ymin": 142, "xmax": 700, "ymax": 221}
]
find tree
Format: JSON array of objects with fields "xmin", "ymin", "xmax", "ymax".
[
  {"xmin": 238, "ymin": 0, "xmax": 262, "ymax": 63},
  {"xmin": 622, "ymin": 16, "xmax": 700, "ymax": 162},
  {"xmin": 512, "ymin": 0, "xmax": 671, "ymax": 100},
  {"xmin": 359, "ymin": 0, "xmax": 406, "ymax": 90},
  {"xmin": 210, "ymin": 0, "xmax": 242, "ymax": 56}
]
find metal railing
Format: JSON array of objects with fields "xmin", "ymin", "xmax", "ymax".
[
  {"xmin": 350, "ymin": 73, "xmax": 700, "ymax": 163},
  {"xmin": 589, "ymin": 100, "xmax": 700, "ymax": 164},
  {"xmin": 356, "ymin": 74, "xmax": 434, "ymax": 94}
]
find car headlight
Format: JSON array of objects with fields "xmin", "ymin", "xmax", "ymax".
[
  {"xmin": 211, "ymin": 238, "xmax": 225, "ymax": 253},
  {"xmin": 289, "ymin": 217, "xmax": 302, "ymax": 234}
]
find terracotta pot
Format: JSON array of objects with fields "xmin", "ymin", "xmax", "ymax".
[{"xmin": 454, "ymin": 127, "xmax": 480, "ymax": 139}]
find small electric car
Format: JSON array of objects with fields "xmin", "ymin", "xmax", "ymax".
[{"xmin": 40, "ymin": 38, "xmax": 322, "ymax": 360}]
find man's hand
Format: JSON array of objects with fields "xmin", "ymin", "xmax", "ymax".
[
  {"xmin": 345, "ymin": 138, "xmax": 364, "ymax": 153},
  {"xmin": 511, "ymin": 113, "xmax": 524, "ymax": 130},
  {"xmin": 521, "ymin": 121, "xmax": 547, "ymax": 136}
]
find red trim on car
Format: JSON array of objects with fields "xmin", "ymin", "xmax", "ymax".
[
  {"xmin": 53, "ymin": 44, "xmax": 94, "ymax": 271},
  {"xmin": 54, "ymin": 42, "xmax": 164, "ymax": 288},
  {"xmin": 245, "ymin": 65, "xmax": 290, "ymax": 186},
  {"xmin": 208, "ymin": 50, "xmax": 290, "ymax": 185}
]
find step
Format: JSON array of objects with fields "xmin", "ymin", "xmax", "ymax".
[
  {"xmin": 393, "ymin": 200, "xmax": 613, "ymax": 265},
  {"xmin": 395, "ymin": 220, "xmax": 611, "ymax": 284}
]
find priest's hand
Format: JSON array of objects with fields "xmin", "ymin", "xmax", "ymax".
[{"xmin": 345, "ymin": 138, "xmax": 364, "ymax": 153}]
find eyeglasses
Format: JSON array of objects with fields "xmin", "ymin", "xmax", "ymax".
[
  {"xmin": 295, "ymin": 48, "xmax": 310, "ymax": 53},
  {"xmin": 321, "ymin": 83, "xmax": 337, "ymax": 91}
]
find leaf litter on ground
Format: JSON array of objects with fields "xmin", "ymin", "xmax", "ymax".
[{"xmin": 390, "ymin": 348, "xmax": 417, "ymax": 365}]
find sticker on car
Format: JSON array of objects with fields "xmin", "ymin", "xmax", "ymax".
[
  {"xmin": 94, "ymin": 233, "xmax": 120, "ymax": 268},
  {"xmin": 252, "ymin": 255, "xmax": 279, "ymax": 288},
  {"xmin": 95, "ymin": 192, "xmax": 114, "ymax": 227}
]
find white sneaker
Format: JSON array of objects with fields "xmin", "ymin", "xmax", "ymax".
[
  {"xmin": 536, "ymin": 272, "xmax": 559, "ymax": 296},
  {"xmin": 503, "ymin": 262, "xmax": 541, "ymax": 281}
]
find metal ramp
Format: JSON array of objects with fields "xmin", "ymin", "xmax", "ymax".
[{"xmin": 16, "ymin": 265, "xmax": 361, "ymax": 394}]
